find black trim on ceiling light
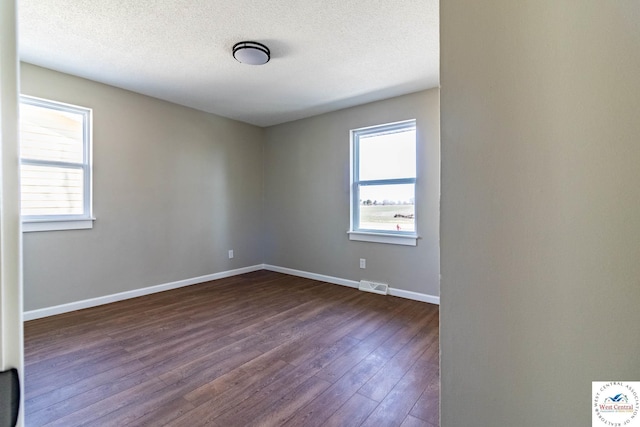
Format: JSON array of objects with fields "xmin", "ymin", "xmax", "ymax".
[{"xmin": 232, "ymin": 41, "xmax": 271, "ymax": 65}]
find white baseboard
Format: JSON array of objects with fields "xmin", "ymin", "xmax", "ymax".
[
  {"xmin": 24, "ymin": 263, "xmax": 439, "ymax": 321},
  {"xmin": 388, "ymin": 287, "xmax": 440, "ymax": 305},
  {"xmin": 263, "ymin": 264, "xmax": 439, "ymax": 305},
  {"xmin": 263, "ymin": 265, "xmax": 360, "ymax": 289},
  {"xmin": 23, "ymin": 265, "xmax": 264, "ymax": 321}
]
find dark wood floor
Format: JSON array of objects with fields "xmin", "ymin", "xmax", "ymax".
[{"xmin": 24, "ymin": 270, "xmax": 439, "ymax": 427}]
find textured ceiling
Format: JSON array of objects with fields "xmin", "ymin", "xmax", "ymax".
[{"xmin": 18, "ymin": 0, "xmax": 439, "ymax": 127}]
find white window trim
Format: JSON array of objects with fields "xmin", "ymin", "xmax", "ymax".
[
  {"xmin": 348, "ymin": 119, "xmax": 418, "ymax": 246},
  {"xmin": 19, "ymin": 95, "xmax": 94, "ymax": 232},
  {"xmin": 23, "ymin": 218, "xmax": 95, "ymax": 233},
  {"xmin": 348, "ymin": 230, "xmax": 418, "ymax": 246}
]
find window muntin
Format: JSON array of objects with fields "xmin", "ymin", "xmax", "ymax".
[
  {"xmin": 19, "ymin": 96, "xmax": 93, "ymax": 229},
  {"xmin": 351, "ymin": 120, "xmax": 417, "ymax": 237}
]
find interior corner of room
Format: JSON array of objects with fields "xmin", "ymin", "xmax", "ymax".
[{"xmin": 19, "ymin": 63, "xmax": 441, "ymax": 318}]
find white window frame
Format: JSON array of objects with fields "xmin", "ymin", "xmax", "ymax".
[
  {"xmin": 20, "ymin": 95, "xmax": 94, "ymax": 232},
  {"xmin": 348, "ymin": 119, "xmax": 418, "ymax": 246}
]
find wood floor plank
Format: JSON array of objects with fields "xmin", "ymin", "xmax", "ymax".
[
  {"xmin": 182, "ymin": 358, "xmax": 291, "ymax": 410},
  {"xmin": 24, "ymin": 270, "xmax": 440, "ymax": 427},
  {"xmin": 210, "ymin": 334, "xmax": 360, "ymax": 425},
  {"xmin": 357, "ymin": 311, "xmax": 439, "ymax": 402},
  {"xmin": 26, "ymin": 367, "xmax": 153, "ymax": 426},
  {"xmin": 314, "ymin": 319, "xmax": 405, "ymax": 384},
  {"xmin": 282, "ymin": 350, "xmax": 390, "ymax": 427},
  {"xmin": 40, "ymin": 377, "xmax": 168, "ymax": 427},
  {"xmin": 90, "ymin": 388, "xmax": 196, "ymax": 427},
  {"xmin": 360, "ymin": 355, "xmax": 437, "ymax": 427},
  {"xmin": 245, "ymin": 375, "xmax": 332, "ymax": 427},
  {"xmin": 25, "ymin": 358, "xmax": 149, "ymax": 414},
  {"xmin": 25, "ymin": 347, "xmax": 143, "ymax": 401},
  {"xmin": 400, "ymin": 414, "xmax": 438, "ymax": 427},
  {"xmin": 409, "ymin": 368, "xmax": 440, "ymax": 426},
  {"xmin": 322, "ymin": 392, "xmax": 379, "ymax": 427}
]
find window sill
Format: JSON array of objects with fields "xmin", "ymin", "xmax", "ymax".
[
  {"xmin": 348, "ymin": 231, "xmax": 418, "ymax": 246},
  {"xmin": 22, "ymin": 218, "xmax": 95, "ymax": 232}
]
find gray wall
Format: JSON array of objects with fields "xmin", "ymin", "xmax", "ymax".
[
  {"xmin": 441, "ymin": 1, "xmax": 640, "ymax": 426},
  {"xmin": 21, "ymin": 64, "xmax": 264, "ymax": 311},
  {"xmin": 263, "ymin": 89, "xmax": 440, "ymax": 297}
]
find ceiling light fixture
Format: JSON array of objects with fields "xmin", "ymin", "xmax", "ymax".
[{"xmin": 232, "ymin": 41, "xmax": 270, "ymax": 65}]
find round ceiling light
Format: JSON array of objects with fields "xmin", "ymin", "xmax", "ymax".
[{"xmin": 232, "ymin": 41, "xmax": 270, "ymax": 65}]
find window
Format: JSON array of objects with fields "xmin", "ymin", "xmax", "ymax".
[
  {"xmin": 349, "ymin": 120, "xmax": 418, "ymax": 246},
  {"xmin": 19, "ymin": 96, "xmax": 93, "ymax": 232}
]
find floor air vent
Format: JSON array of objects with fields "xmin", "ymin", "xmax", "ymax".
[{"xmin": 359, "ymin": 280, "xmax": 389, "ymax": 295}]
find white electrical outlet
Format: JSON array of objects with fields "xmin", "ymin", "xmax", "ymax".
[
  {"xmin": 359, "ymin": 258, "xmax": 366, "ymax": 269},
  {"xmin": 228, "ymin": 250, "xmax": 234, "ymax": 259}
]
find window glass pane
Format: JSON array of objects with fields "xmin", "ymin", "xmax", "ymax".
[
  {"xmin": 20, "ymin": 164, "xmax": 84, "ymax": 216},
  {"xmin": 358, "ymin": 184, "xmax": 415, "ymax": 232},
  {"xmin": 20, "ymin": 103, "xmax": 84, "ymax": 163},
  {"xmin": 359, "ymin": 128, "xmax": 416, "ymax": 181}
]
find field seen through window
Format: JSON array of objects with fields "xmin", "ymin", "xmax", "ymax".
[{"xmin": 359, "ymin": 204, "xmax": 415, "ymax": 232}]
